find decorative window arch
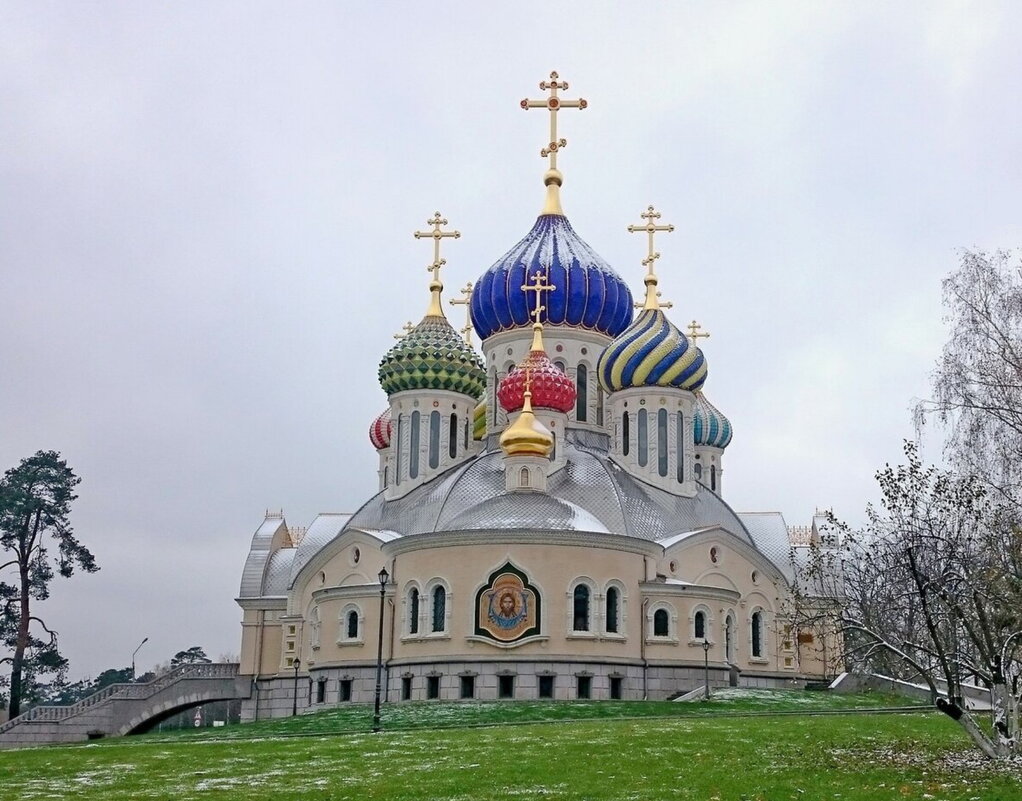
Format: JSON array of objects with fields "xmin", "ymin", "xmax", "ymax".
[
  {"xmin": 309, "ymin": 606, "xmax": 321, "ymax": 650},
  {"xmin": 602, "ymin": 580, "xmax": 627, "ymax": 636},
  {"xmin": 409, "ymin": 411, "xmax": 421, "ymax": 479},
  {"xmin": 394, "ymin": 413, "xmax": 404, "ymax": 484},
  {"xmin": 711, "ymin": 464, "xmax": 717, "ymax": 492},
  {"xmin": 622, "ymin": 412, "xmax": 630, "ymax": 456},
  {"xmin": 404, "ymin": 582, "xmax": 422, "ymax": 636},
  {"xmin": 424, "ymin": 578, "xmax": 452, "ymax": 635},
  {"xmin": 338, "ymin": 603, "xmax": 364, "ymax": 645},
  {"xmin": 637, "ymin": 408, "xmax": 648, "ymax": 466},
  {"xmin": 449, "ymin": 412, "xmax": 458, "ymax": 459},
  {"xmin": 429, "ymin": 410, "xmax": 441, "ymax": 469},
  {"xmin": 575, "ymin": 364, "xmax": 588, "ymax": 421},
  {"xmin": 691, "ymin": 604, "xmax": 712, "ymax": 642},
  {"xmin": 676, "ymin": 410, "xmax": 684, "ymax": 482},
  {"xmin": 751, "ymin": 608, "xmax": 765, "ymax": 658},
  {"xmin": 725, "ymin": 610, "xmax": 737, "ymax": 662},
  {"xmin": 519, "ymin": 466, "xmax": 530, "ymax": 488},
  {"xmin": 567, "ymin": 577, "xmax": 596, "ymax": 634},
  {"xmin": 646, "ymin": 602, "xmax": 678, "ymax": 642},
  {"xmin": 657, "ymin": 407, "xmax": 668, "ymax": 477}
]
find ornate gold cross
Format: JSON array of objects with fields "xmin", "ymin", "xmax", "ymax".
[
  {"xmin": 393, "ymin": 321, "xmax": 415, "ymax": 340},
  {"xmin": 628, "ymin": 206, "xmax": 675, "ymax": 275},
  {"xmin": 522, "ymin": 270, "xmax": 556, "ymax": 325},
  {"xmin": 687, "ymin": 320, "xmax": 711, "ymax": 345},
  {"xmin": 414, "ymin": 212, "xmax": 461, "ymax": 283},
  {"xmin": 448, "ymin": 281, "xmax": 475, "ymax": 345},
  {"xmin": 521, "ymin": 71, "xmax": 588, "ymax": 171}
]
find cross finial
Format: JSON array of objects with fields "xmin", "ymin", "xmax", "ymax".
[
  {"xmin": 634, "ymin": 292, "xmax": 673, "ymax": 310},
  {"xmin": 627, "ymin": 205, "xmax": 675, "ymax": 311},
  {"xmin": 448, "ymin": 281, "xmax": 475, "ymax": 346},
  {"xmin": 521, "ymin": 71, "xmax": 588, "ymax": 214},
  {"xmin": 687, "ymin": 320, "xmax": 711, "ymax": 345},
  {"xmin": 393, "ymin": 321, "xmax": 415, "ymax": 340},
  {"xmin": 521, "ymin": 270, "xmax": 556, "ymax": 352},
  {"xmin": 413, "ymin": 212, "xmax": 460, "ymax": 316}
]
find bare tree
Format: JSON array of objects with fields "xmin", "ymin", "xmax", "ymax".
[
  {"xmin": 922, "ymin": 249, "xmax": 1022, "ymax": 510},
  {"xmin": 793, "ymin": 442, "xmax": 1021, "ymax": 759}
]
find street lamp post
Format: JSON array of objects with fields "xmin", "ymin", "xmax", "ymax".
[
  {"xmin": 131, "ymin": 637, "xmax": 149, "ymax": 681},
  {"xmin": 372, "ymin": 565, "xmax": 389, "ymax": 733},
  {"xmin": 702, "ymin": 638, "xmax": 711, "ymax": 700},
  {"xmin": 291, "ymin": 657, "xmax": 301, "ymax": 717}
]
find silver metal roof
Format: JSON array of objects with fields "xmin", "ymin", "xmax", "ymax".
[
  {"xmin": 263, "ymin": 548, "xmax": 296, "ymax": 597},
  {"xmin": 238, "ymin": 516, "xmax": 289, "ymax": 598},
  {"xmin": 737, "ymin": 511, "xmax": 795, "ymax": 581},
  {"xmin": 444, "ymin": 492, "xmax": 610, "ymax": 534},
  {"xmin": 288, "ymin": 513, "xmax": 351, "ymax": 586}
]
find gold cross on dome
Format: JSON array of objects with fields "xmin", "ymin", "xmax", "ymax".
[
  {"xmin": 393, "ymin": 321, "xmax": 415, "ymax": 340},
  {"xmin": 628, "ymin": 206, "xmax": 675, "ymax": 275},
  {"xmin": 414, "ymin": 212, "xmax": 461, "ymax": 283},
  {"xmin": 522, "ymin": 270, "xmax": 556, "ymax": 325},
  {"xmin": 687, "ymin": 320, "xmax": 711, "ymax": 345},
  {"xmin": 521, "ymin": 71, "xmax": 588, "ymax": 171},
  {"xmin": 634, "ymin": 293, "xmax": 673, "ymax": 310},
  {"xmin": 449, "ymin": 281, "xmax": 475, "ymax": 345}
]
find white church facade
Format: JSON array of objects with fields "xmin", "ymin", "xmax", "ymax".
[{"xmin": 236, "ymin": 73, "xmax": 840, "ymax": 719}]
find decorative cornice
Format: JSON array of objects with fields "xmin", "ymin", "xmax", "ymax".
[
  {"xmin": 638, "ymin": 582, "xmax": 740, "ymax": 603},
  {"xmin": 235, "ymin": 597, "xmax": 288, "ymax": 611},
  {"xmin": 383, "ymin": 528, "xmax": 662, "ymax": 558}
]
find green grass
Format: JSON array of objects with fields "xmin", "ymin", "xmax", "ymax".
[{"xmin": 2, "ymin": 691, "xmax": 1020, "ymax": 800}]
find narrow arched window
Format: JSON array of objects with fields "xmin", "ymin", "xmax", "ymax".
[
  {"xmin": 657, "ymin": 408, "xmax": 668, "ymax": 477},
  {"xmin": 694, "ymin": 610, "xmax": 706, "ymax": 640},
  {"xmin": 383, "ymin": 465, "xmax": 388, "ymax": 487},
  {"xmin": 676, "ymin": 411, "xmax": 684, "ymax": 482},
  {"xmin": 694, "ymin": 462, "xmax": 702, "ymax": 482},
  {"xmin": 395, "ymin": 414, "xmax": 404, "ymax": 484},
  {"xmin": 711, "ymin": 464, "xmax": 717, "ymax": 492},
  {"xmin": 409, "ymin": 411, "xmax": 421, "ymax": 479},
  {"xmin": 432, "ymin": 586, "xmax": 446, "ymax": 633},
  {"xmin": 596, "ymin": 386, "xmax": 604, "ymax": 426},
  {"xmin": 491, "ymin": 370, "xmax": 498, "ymax": 425},
  {"xmin": 752, "ymin": 611, "xmax": 763, "ymax": 657},
  {"xmin": 653, "ymin": 608, "xmax": 669, "ymax": 637},
  {"xmin": 428, "ymin": 411, "xmax": 441, "ymax": 469},
  {"xmin": 409, "ymin": 588, "xmax": 419, "ymax": 635},
  {"xmin": 622, "ymin": 412, "xmax": 630, "ymax": 456},
  {"xmin": 606, "ymin": 587, "xmax": 619, "ymax": 633},
  {"xmin": 346, "ymin": 610, "xmax": 359, "ymax": 640},
  {"xmin": 637, "ymin": 409, "xmax": 648, "ymax": 467},
  {"xmin": 519, "ymin": 466, "xmax": 530, "ymax": 488},
  {"xmin": 573, "ymin": 585, "xmax": 590, "ymax": 631},
  {"xmin": 576, "ymin": 364, "xmax": 588, "ymax": 422},
  {"xmin": 464, "ymin": 417, "xmax": 470, "ymax": 449}
]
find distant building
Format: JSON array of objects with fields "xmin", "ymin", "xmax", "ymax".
[{"xmin": 236, "ymin": 74, "xmax": 841, "ymax": 719}]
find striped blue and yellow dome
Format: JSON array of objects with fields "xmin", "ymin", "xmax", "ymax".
[
  {"xmin": 470, "ymin": 214, "xmax": 634, "ymax": 341},
  {"xmin": 596, "ymin": 307, "xmax": 707, "ymax": 393},
  {"xmin": 693, "ymin": 391, "xmax": 732, "ymax": 449}
]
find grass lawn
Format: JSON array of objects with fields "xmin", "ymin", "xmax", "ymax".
[{"xmin": 2, "ymin": 691, "xmax": 1020, "ymax": 800}]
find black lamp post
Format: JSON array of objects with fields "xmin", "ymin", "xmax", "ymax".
[
  {"xmin": 372, "ymin": 565, "xmax": 389, "ymax": 733},
  {"xmin": 291, "ymin": 657, "xmax": 301, "ymax": 717},
  {"xmin": 702, "ymin": 638, "xmax": 711, "ymax": 700},
  {"xmin": 131, "ymin": 636, "xmax": 149, "ymax": 681}
]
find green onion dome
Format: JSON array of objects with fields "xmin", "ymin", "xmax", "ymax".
[
  {"xmin": 693, "ymin": 391, "xmax": 733, "ymax": 449},
  {"xmin": 378, "ymin": 314, "xmax": 486, "ymax": 399},
  {"xmin": 597, "ymin": 306, "xmax": 707, "ymax": 393}
]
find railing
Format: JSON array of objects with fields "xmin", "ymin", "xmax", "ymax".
[{"xmin": 0, "ymin": 663, "xmax": 240, "ymax": 735}]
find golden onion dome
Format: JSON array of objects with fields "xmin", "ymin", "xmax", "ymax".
[{"xmin": 499, "ymin": 389, "xmax": 554, "ymax": 458}]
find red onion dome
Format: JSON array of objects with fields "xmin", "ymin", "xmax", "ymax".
[
  {"xmin": 498, "ymin": 345, "xmax": 576, "ymax": 414},
  {"xmin": 369, "ymin": 408, "xmax": 392, "ymax": 450}
]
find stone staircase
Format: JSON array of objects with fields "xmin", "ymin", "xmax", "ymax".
[{"xmin": 0, "ymin": 662, "xmax": 251, "ymax": 749}]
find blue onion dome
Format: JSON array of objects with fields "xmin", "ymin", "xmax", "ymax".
[
  {"xmin": 693, "ymin": 391, "xmax": 733, "ymax": 449},
  {"xmin": 597, "ymin": 307, "xmax": 708, "ymax": 392},
  {"xmin": 378, "ymin": 313, "xmax": 486, "ymax": 399},
  {"xmin": 470, "ymin": 214, "xmax": 634, "ymax": 340}
]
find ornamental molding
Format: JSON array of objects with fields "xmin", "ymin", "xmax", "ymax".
[
  {"xmin": 383, "ymin": 528, "xmax": 661, "ymax": 557},
  {"xmin": 638, "ymin": 582, "xmax": 740, "ymax": 603}
]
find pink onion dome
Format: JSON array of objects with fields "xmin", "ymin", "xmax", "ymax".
[
  {"xmin": 497, "ymin": 325, "xmax": 576, "ymax": 413},
  {"xmin": 369, "ymin": 408, "xmax": 392, "ymax": 450}
]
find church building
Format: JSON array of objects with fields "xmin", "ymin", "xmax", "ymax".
[{"xmin": 236, "ymin": 73, "xmax": 840, "ymax": 719}]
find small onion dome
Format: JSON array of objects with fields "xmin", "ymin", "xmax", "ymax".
[
  {"xmin": 499, "ymin": 390, "xmax": 554, "ymax": 458},
  {"xmin": 693, "ymin": 391, "xmax": 733, "ymax": 449},
  {"xmin": 378, "ymin": 315, "xmax": 486, "ymax": 399},
  {"xmin": 596, "ymin": 307, "xmax": 707, "ymax": 393},
  {"xmin": 497, "ymin": 327, "xmax": 576, "ymax": 413},
  {"xmin": 472, "ymin": 399, "xmax": 486, "ymax": 441},
  {"xmin": 369, "ymin": 408, "xmax": 392, "ymax": 450},
  {"xmin": 470, "ymin": 214, "xmax": 634, "ymax": 341}
]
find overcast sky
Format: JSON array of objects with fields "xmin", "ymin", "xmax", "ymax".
[{"xmin": 2, "ymin": 2, "xmax": 1020, "ymax": 682}]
